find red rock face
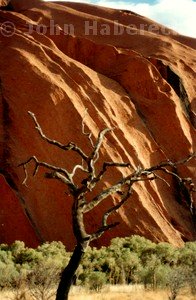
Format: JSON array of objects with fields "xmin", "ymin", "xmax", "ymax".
[
  {"xmin": 0, "ymin": 175, "xmax": 39, "ymax": 247},
  {"xmin": 0, "ymin": 0, "xmax": 195, "ymax": 249}
]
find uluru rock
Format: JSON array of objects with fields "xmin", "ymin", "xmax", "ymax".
[
  {"xmin": 10, "ymin": 0, "xmax": 41, "ymax": 10},
  {"xmin": 0, "ymin": 0, "xmax": 195, "ymax": 249}
]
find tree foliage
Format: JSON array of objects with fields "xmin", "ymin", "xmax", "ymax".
[{"xmin": 0, "ymin": 236, "xmax": 195, "ymax": 298}]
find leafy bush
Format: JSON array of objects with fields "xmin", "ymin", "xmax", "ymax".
[
  {"xmin": 0, "ymin": 236, "xmax": 195, "ymax": 294},
  {"xmin": 85, "ymin": 271, "xmax": 107, "ymax": 291}
]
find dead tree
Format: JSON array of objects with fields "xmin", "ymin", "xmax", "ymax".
[{"xmin": 19, "ymin": 111, "xmax": 195, "ymax": 300}]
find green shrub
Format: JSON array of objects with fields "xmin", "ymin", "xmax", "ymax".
[
  {"xmin": 0, "ymin": 236, "xmax": 195, "ymax": 292},
  {"xmin": 85, "ymin": 271, "xmax": 107, "ymax": 291}
]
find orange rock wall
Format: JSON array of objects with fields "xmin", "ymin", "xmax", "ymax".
[
  {"xmin": 0, "ymin": 175, "xmax": 39, "ymax": 247},
  {"xmin": 0, "ymin": 0, "xmax": 195, "ymax": 249}
]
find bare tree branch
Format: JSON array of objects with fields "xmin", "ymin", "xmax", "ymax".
[
  {"xmin": 84, "ymin": 128, "xmax": 112, "ymax": 183},
  {"xmin": 70, "ymin": 164, "xmax": 89, "ymax": 180},
  {"xmin": 173, "ymin": 152, "xmax": 196, "ymax": 166},
  {"xmin": 90, "ymin": 222, "xmax": 120, "ymax": 241},
  {"xmin": 89, "ymin": 187, "xmax": 132, "ymax": 241},
  {"xmin": 84, "ymin": 153, "xmax": 195, "ymax": 214},
  {"xmin": 89, "ymin": 186, "xmax": 133, "ymax": 241},
  {"xmin": 94, "ymin": 161, "xmax": 131, "ymax": 183},
  {"xmin": 146, "ymin": 152, "xmax": 195, "ymax": 171},
  {"xmin": 28, "ymin": 111, "xmax": 88, "ymax": 162},
  {"xmin": 102, "ymin": 185, "xmax": 133, "ymax": 226},
  {"xmin": 83, "ymin": 170, "xmax": 154, "ymax": 213},
  {"xmin": 150, "ymin": 171, "xmax": 171, "ymax": 187},
  {"xmin": 81, "ymin": 108, "xmax": 94, "ymax": 148},
  {"xmin": 45, "ymin": 172, "xmax": 77, "ymax": 192},
  {"xmin": 90, "ymin": 128, "xmax": 111, "ymax": 163},
  {"xmin": 18, "ymin": 156, "xmax": 73, "ymax": 188}
]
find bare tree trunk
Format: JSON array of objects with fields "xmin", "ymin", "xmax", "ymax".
[{"xmin": 56, "ymin": 243, "xmax": 86, "ymax": 300}]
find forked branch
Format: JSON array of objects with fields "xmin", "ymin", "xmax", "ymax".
[
  {"xmin": 18, "ymin": 156, "xmax": 73, "ymax": 187},
  {"xmin": 28, "ymin": 111, "xmax": 88, "ymax": 161},
  {"xmin": 19, "ymin": 111, "xmax": 195, "ymax": 246}
]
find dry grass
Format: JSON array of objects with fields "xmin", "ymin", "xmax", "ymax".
[
  {"xmin": 69, "ymin": 286, "xmax": 195, "ymax": 300},
  {"xmin": 0, "ymin": 286, "xmax": 195, "ymax": 300},
  {"xmin": 70, "ymin": 292, "xmax": 194, "ymax": 300}
]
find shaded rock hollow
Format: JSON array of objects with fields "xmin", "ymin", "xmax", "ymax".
[{"xmin": 0, "ymin": 0, "xmax": 195, "ymax": 249}]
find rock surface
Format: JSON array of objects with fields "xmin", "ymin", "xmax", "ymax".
[{"xmin": 0, "ymin": 0, "xmax": 195, "ymax": 249}]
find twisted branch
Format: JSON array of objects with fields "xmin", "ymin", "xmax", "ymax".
[
  {"xmin": 18, "ymin": 156, "xmax": 73, "ymax": 187},
  {"xmin": 90, "ymin": 185, "xmax": 133, "ymax": 241},
  {"xmin": 94, "ymin": 161, "xmax": 131, "ymax": 183},
  {"xmin": 84, "ymin": 153, "xmax": 195, "ymax": 214},
  {"xmin": 28, "ymin": 111, "xmax": 88, "ymax": 161},
  {"xmin": 19, "ymin": 111, "xmax": 195, "ymax": 246},
  {"xmin": 81, "ymin": 108, "xmax": 94, "ymax": 148}
]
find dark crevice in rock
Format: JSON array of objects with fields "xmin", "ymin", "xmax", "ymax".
[
  {"xmin": 170, "ymin": 217, "xmax": 179, "ymax": 228},
  {"xmin": 0, "ymin": 2, "xmax": 13, "ymax": 11},
  {"xmin": 170, "ymin": 218, "xmax": 192, "ymax": 241},
  {"xmin": 123, "ymin": 89, "xmax": 166, "ymax": 155},
  {"xmin": 3, "ymin": 176, "xmax": 44, "ymax": 242},
  {"xmin": 13, "ymin": 180, "xmax": 44, "ymax": 242},
  {"xmin": 148, "ymin": 58, "xmax": 195, "ymax": 128},
  {"xmin": 172, "ymin": 168, "xmax": 195, "ymax": 230},
  {"xmin": 0, "ymin": 78, "xmax": 43, "ymax": 243},
  {"xmin": 1, "ymin": 171, "xmax": 44, "ymax": 243},
  {"xmin": 1, "ymin": 170, "xmax": 44, "ymax": 243},
  {"xmin": 167, "ymin": 66, "xmax": 196, "ymax": 128},
  {"xmin": 135, "ymin": 106, "xmax": 159, "ymax": 143},
  {"xmin": 16, "ymin": 192, "xmax": 45, "ymax": 243},
  {"xmin": 0, "ymin": 169, "xmax": 18, "ymax": 191},
  {"xmin": 166, "ymin": 66, "xmax": 195, "ymax": 126},
  {"xmin": 181, "ymin": 236, "xmax": 189, "ymax": 242},
  {"xmin": 22, "ymin": 202, "xmax": 44, "ymax": 243},
  {"xmin": 174, "ymin": 178, "xmax": 194, "ymax": 212},
  {"xmin": 0, "ymin": 79, "xmax": 12, "ymax": 170}
]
